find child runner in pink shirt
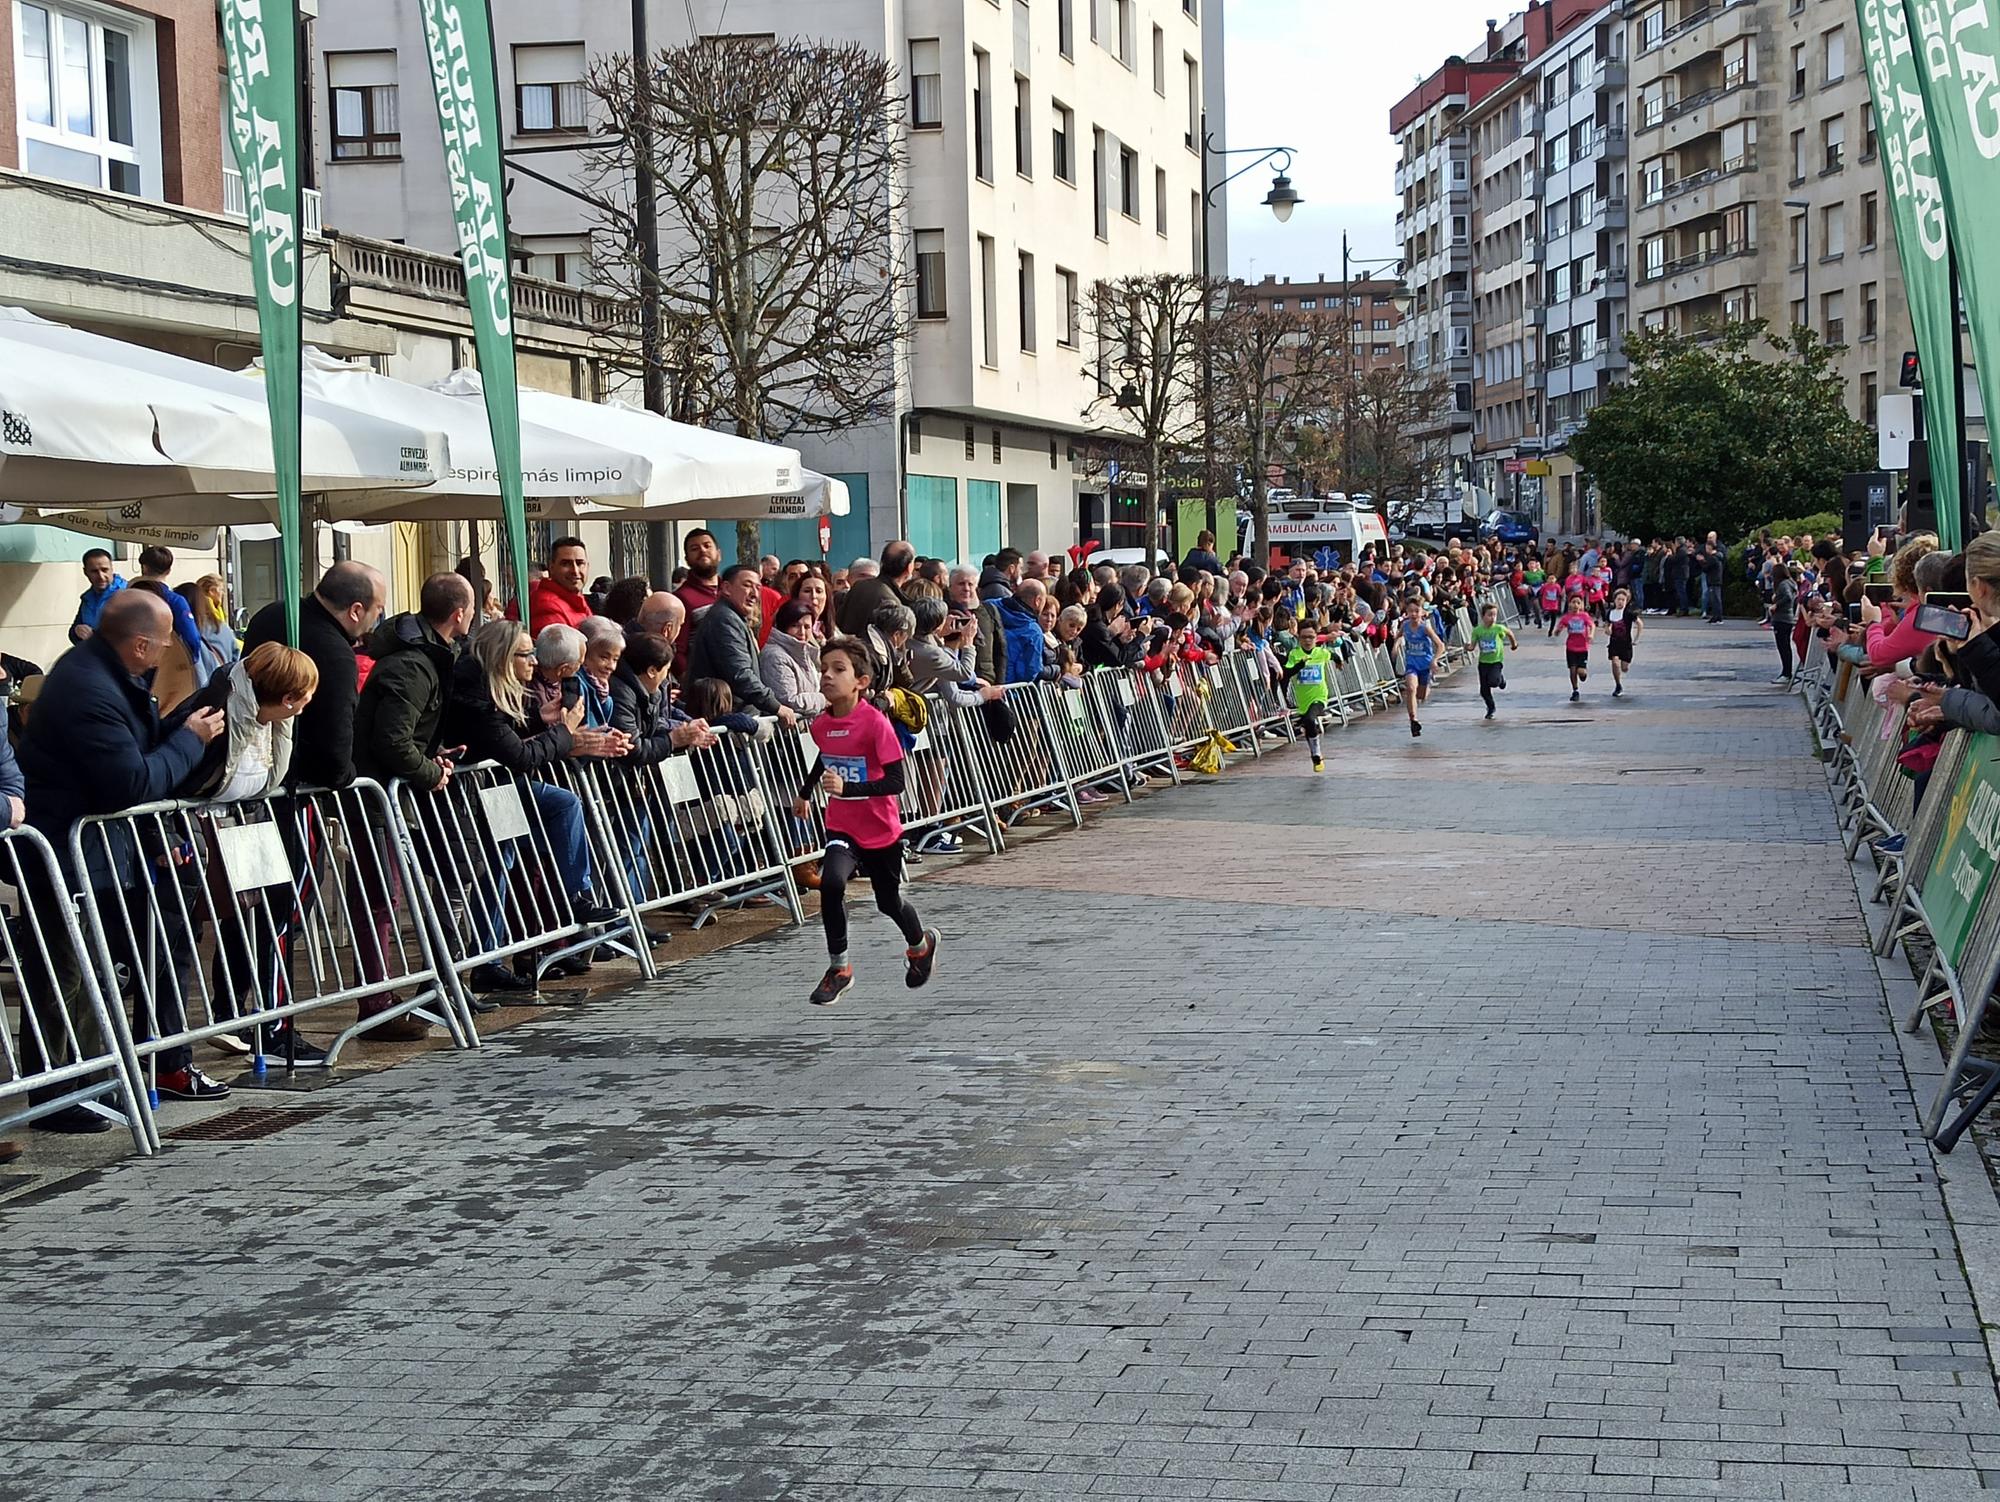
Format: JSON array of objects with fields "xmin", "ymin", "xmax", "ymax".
[
  {"xmin": 793, "ymin": 636, "xmax": 939, "ymax": 1006},
  {"xmin": 1558, "ymin": 594, "xmax": 1595, "ymax": 702}
]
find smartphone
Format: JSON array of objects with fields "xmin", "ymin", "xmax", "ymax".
[
  {"xmin": 1863, "ymin": 583, "xmax": 1895, "ymax": 605},
  {"xmin": 1915, "ymin": 603, "xmax": 1973, "ymax": 641},
  {"xmin": 1927, "ymin": 592, "xmax": 1974, "ymax": 611},
  {"xmin": 1876, "ymin": 524, "xmax": 1899, "ymax": 539},
  {"xmin": 1847, "ymin": 602, "xmax": 1863, "ymax": 625}
]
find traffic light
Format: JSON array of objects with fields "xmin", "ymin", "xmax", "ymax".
[{"xmin": 1901, "ymin": 351, "xmax": 1922, "ymax": 389}]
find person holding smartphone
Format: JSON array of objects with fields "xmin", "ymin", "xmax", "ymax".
[{"xmin": 1857, "ymin": 535, "xmax": 1945, "ymax": 668}]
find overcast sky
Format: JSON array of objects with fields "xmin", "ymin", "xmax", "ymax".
[{"xmin": 1221, "ymin": 0, "xmax": 1504, "ymax": 285}]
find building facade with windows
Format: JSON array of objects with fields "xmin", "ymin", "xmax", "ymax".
[
  {"xmin": 1391, "ymin": 54, "xmax": 1510, "ymax": 478},
  {"xmin": 1627, "ymin": 0, "xmax": 1907, "ymax": 427},
  {"xmin": 1530, "ymin": 2, "xmax": 1628, "ymax": 534},
  {"xmin": 314, "ymin": 0, "xmax": 1217, "ymax": 563},
  {"xmin": 1238, "ymin": 273, "xmax": 1407, "ymax": 374}
]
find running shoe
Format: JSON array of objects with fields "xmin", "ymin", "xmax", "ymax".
[
  {"xmin": 1613, "ymin": 684, "xmax": 1623, "ymax": 697},
  {"xmin": 1312, "ymin": 755, "xmax": 1325, "ymax": 772},
  {"xmin": 154, "ymin": 1066, "xmax": 231, "ymax": 1103},
  {"xmin": 905, "ymin": 929, "xmax": 940, "ymax": 989},
  {"xmin": 810, "ymin": 965, "xmax": 853, "ymax": 1006},
  {"xmin": 1409, "ymin": 720, "xmax": 1422, "ymax": 738},
  {"xmin": 1571, "ymin": 690, "xmax": 1581, "ymax": 702},
  {"xmin": 1484, "ymin": 709, "xmax": 1495, "ymax": 720}
]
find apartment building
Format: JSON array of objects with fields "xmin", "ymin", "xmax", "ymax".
[
  {"xmin": 1464, "ymin": 60, "xmax": 1541, "ymax": 502},
  {"xmin": 1393, "ymin": 0, "xmax": 1623, "ymax": 530},
  {"xmin": 1239, "ymin": 273, "xmax": 1407, "ymax": 374},
  {"xmin": 1391, "ymin": 56, "xmax": 1510, "ymax": 473},
  {"xmin": 316, "ymin": 0, "xmax": 1217, "ymax": 563},
  {"xmin": 1627, "ymin": 0, "xmax": 1907, "ymax": 425},
  {"xmin": 1532, "ymin": 4, "xmax": 1630, "ymax": 533}
]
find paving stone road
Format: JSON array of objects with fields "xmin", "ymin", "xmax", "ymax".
[{"xmin": 4, "ymin": 617, "xmax": 1999, "ymax": 1501}]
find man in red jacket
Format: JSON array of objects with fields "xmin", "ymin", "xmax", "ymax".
[{"xmin": 529, "ymin": 536, "xmax": 594, "ymax": 635}]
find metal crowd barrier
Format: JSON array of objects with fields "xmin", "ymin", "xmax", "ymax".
[
  {"xmin": 548, "ymin": 736, "xmax": 798, "ymax": 933},
  {"xmin": 68, "ymin": 779, "xmax": 463, "ymax": 1145},
  {"xmin": 962, "ymin": 682, "xmax": 1082, "ymax": 829},
  {"xmin": 0, "ymin": 824, "xmax": 151, "ymax": 1151},
  {"xmin": 394, "ymin": 762, "xmax": 646, "ymax": 1012},
  {"xmin": 1036, "ymin": 678, "xmax": 1148, "ymax": 796}
]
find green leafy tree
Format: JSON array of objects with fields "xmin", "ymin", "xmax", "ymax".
[{"xmin": 1571, "ymin": 321, "xmax": 1875, "ymax": 541}]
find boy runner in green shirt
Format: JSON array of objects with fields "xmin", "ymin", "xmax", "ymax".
[
  {"xmin": 1284, "ymin": 631, "xmax": 1338, "ymax": 772},
  {"xmin": 1471, "ymin": 602, "xmax": 1518, "ymax": 720}
]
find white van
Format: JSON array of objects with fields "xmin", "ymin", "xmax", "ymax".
[{"xmin": 1245, "ymin": 495, "xmax": 1390, "ymax": 568}]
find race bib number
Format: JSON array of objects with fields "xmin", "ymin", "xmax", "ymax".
[
  {"xmin": 824, "ymin": 754, "xmax": 869, "ymax": 787},
  {"xmin": 1298, "ymin": 664, "xmax": 1324, "ymax": 685}
]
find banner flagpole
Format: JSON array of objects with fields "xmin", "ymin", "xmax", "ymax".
[
  {"xmin": 421, "ymin": 0, "xmax": 532, "ymax": 611},
  {"xmin": 221, "ymin": 0, "xmax": 305, "ymax": 643}
]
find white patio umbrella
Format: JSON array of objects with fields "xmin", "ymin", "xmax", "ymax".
[
  {"xmin": 356, "ymin": 469, "xmax": 850, "ymax": 524},
  {"xmin": 441, "ymin": 374, "xmax": 805, "ymax": 507},
  {"xmin": 0, "ymin": 307, "xmax": 448, "ymax": 503},
  {"xmin": 291, "ymin": 352, "xmax": 653, "ymax": 513}
]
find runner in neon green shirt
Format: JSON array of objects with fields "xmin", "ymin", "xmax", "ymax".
[
  {"xmin": 1284, "ymin": 634, "xmax": 1338, "ymax": 772},
  {"xmin": 1471, "ymin": 602, "xmax": 1519, "ymax": 721}
]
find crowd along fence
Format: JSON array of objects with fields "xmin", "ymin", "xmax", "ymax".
[{"xmin": 7, "ymin": 594, "xmax": 1518, "ymax": 1154}]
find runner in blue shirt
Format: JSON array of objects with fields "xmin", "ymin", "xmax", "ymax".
[{"xmin": 1398, "ymin": 593, "xmax": 1448, "ymax": 739}]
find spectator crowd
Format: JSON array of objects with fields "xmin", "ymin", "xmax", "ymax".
[{"xmin": 3, "ymin": 521, "xmax": 1726, "ymax": 1163}]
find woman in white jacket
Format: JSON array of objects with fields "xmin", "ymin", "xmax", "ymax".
[{"xmin": 758, "ymin": 600, "xmax": 829, "ymax": 715}]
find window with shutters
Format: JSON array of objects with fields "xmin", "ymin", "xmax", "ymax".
[
  {"xmin": 514, "ymin": 43, "xmax": 587, "ymax": 135},
  {"xmin": 915, "ymin": 230, "xmax": 947, "ymax": 319},
  {"xmin": 330, "ymin": 51, "xmax": 400, "ymax": 161},
  {"xmin": 910, "ymin": 39, "xmax": 943, "ymax": 128}
]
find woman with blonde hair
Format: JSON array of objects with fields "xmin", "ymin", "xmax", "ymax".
[
  {"xmin": 179, "ymin": 574, "xmax": 239, "ymax": 679},
  {"xmin": 442, "ymin": 618, "xmax": 630, "ymax": 991},
  {"xmin": 1862, "ymin": 532, "xmax": 1946, "ymax": 668},
  {"xmin": 174, "ymin": 640, "xmax": 319, "ymax": 802}
]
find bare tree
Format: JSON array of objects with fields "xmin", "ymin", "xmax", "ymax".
[
  {"xmin": 583, "ymin": 38, "xmax": 908, "ymax": 557},
  {"xmin": 1078, "ymin": 273, "xmax": 1212, "ymax": 573},
  {"xmin": 1207, "ymin": 300, "xmax": 1348, "ymax": 565},
  {"xmin": 1344, "ymin": 363, "xmax": 1452, "ymax": 524}
]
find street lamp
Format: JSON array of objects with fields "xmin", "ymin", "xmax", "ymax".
[
  {"xmin": 1785, "ymin": 197, "xmax": 1812, "ymax": 345},
  {"xmin": 1262, "ymin": 174, "xmax": 1301, "ymax": 224},
  {"xmin": 1199, "ymin": 113, "xmax": 1302, "ymax": 546}
]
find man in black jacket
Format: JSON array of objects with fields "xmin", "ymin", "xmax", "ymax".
[
  {"xmin": 241, "ymin": 561, "xmax": 386, "ymax": 790},
  {"xmin": 237, "ymin": 562, "xmax": 386, "ymax": 1058},
  {"xmin": 19, "ymin": 591, "xmax": 228, "ymax": 1129},
  {"xmin": 354, "ymin": 573, "xmax": 474, "ymax": 791},
  {"xmin": 687, "ymin": 564, "xmax": 798, "ymax": 726},
  {"xmin": 836, "ymin": 540, "xmax": 916, "ymax": 636},
  {"xmin": 349, "ymin": 574, "xmax": 474, "ymax": 1035}
]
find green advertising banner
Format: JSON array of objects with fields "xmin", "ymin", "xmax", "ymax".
[
  {"xmin": 1857, "ymin": 0, "xmax": 1962, "ymax": 548},
  {"xmin": 1904, "ymin": 0, "xmax": 2000, "ymax": 546},
  {"xmin": 1921, "ymin": 733, "xmax": 2000, "ymax": 962},
  {"xmin": 220, "ymin": 0, "xmax": 303, "ymax": 642},
  {"xmin": 420, "ymin": 0, "xmax": 530, "ymax": 609}
]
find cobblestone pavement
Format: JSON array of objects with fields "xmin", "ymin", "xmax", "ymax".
[{"xmin": 4, "ymin": 618, "xmax": 1999, "ymax": 1501}]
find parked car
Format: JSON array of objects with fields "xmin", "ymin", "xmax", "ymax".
[{"xmin": 1478, "ymin": 509, "xmax": 1540, "ymax": 545}]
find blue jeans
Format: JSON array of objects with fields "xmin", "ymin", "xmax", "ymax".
[
  {"xmin": 1632, "ymin": 577, "xmax": 1646, "ymax": 612},
  {"xmin": 474, "ymin": 781, "xmax": 596, "ymax": 951}
]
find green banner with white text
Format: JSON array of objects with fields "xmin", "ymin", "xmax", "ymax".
[
  {"xmin": 1903, "ymin": 0, "xmax": 2000, "ymax": 545},
  {"xmin": 221, "ymin": 0, "xmax": 303, "ymax": 641},
  {"xmin": 420, "ymin": 0, "xmax": 530, "ymax": 609},
  {"xmin": 1857, "ymin": 0, "xmax": 1962, "ymax": 548},
  {"xmin": 1922, "ymin": 734, "xmax": 2000, "ymax": 964}
]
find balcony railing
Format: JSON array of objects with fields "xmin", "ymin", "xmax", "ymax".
[
  {"xmin": 223, "ymin": 167, "xmax": 323, "ymax": 236},
  {"xmin": 332, "ymin": 234, "xmax": 630, "ymax": 331}
]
